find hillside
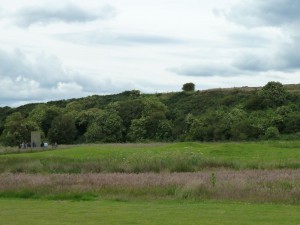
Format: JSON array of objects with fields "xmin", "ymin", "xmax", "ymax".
[{"xmin": 0, "ymin": 82, "xmax": 299, "ymax": 146}]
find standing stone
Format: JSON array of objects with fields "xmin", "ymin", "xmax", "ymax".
[{"xmin": 31, "ymin": 131, "xmax": 41, "ymax": 149}]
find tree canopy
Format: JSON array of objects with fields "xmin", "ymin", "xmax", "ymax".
[
  {"xmin": 182, "ymin": 83, "xmax": 195, "ymax": 92},
  {"xmin": 0, "ymin": 82, "xmax": 299, "ymax": 146}
]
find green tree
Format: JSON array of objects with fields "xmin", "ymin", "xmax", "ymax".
[
  {"xmin": 85, "ymin": 110, "xmax": 123, "ymax": 143},
  {"xmin": 142, "ymin": 97, "xmax": 168, "ymax": 117},
  {"xmin": 129, "ymin": 97, "xmax": 170, "ymax": 141},
  {"xmin": 0, "ymin": 106, "xmax": 12, "ymax": 137},
  {"xmin": 156, "ymin": 120, "xmax": 173, "ymax": 141},
  {"xmin": 0, "ymin": 112, "xmax": 39, "ymax": 146},
  {"xmin": 186, "ymin": 117, "xmax": 206, "ymax": 141},
  {"xmin": 28, "ymin": 105, "xmax": 61, "ymax": 136},
  {"xmin": 259, "ymin": 81, "xmax": 287, "ymax": 108},
  {"xmin": 226, "ymin": 108, "xmax": 248, "ymax": 140},
  {"xmin": 182, "ymin": 83, "xmax": 195, "ymax": 92},
  {"xmin": 48, "ymin": 114, "xmax": 77, "ymax": 144},
  {"xmin": 128, "ymin": 117, "xmax": 147, "ymax": 142},
  {"xmin": 75, "ymin": 108, "xmax": 103, "ymax": 139},
  {"xmin": 283, "ymin": 112, "xmax": 300, "ymax": 133},
  {"xmin": 118, "ymin": 99, "xmax": 144, "ymax": 130}
]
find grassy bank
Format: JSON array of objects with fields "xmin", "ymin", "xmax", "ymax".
[
  {"xmin": 0, "ymin": 170, "xmax": 299, "ymax": 204},
  {"xmin": 1, "ymin": 199, "xmax": 300, "ymax": 225},
  {"xmin": 0, "ymin": 141, "xmax": 299, "ymax": 173}
]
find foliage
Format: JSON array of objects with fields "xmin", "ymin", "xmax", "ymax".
[
  {"xmin": 28, "ymin": 105, "xmax": 61, "ymax": 136},
  {"xmin": 182, "ymin": 82, "xmax": 195, "ymax": 92},
  {"xmin": 0, "ymin": 106, "xmax": 12, "ymax": 137},
  {"xmin": 0, "ymin": 112, "xmax": 39, "ymax": 146},
  {"xmin": 264, "ymin": 127, "xmax": 280, "ymax": 139},
  {"xmin": 128, "ymin": 117, "xmax": 148, "ymax": 142},
  {"xmin": 85, "ymin": 109, "xmax": 123, "ymax": 143},
  {"xmin": 0, "ymin": 82, "xmax": 299, "ymax": 145},
  {"xmin": 75, "ymin": 108, "xmax": 103, "ymax": 140},
  {"xmin": 155, "ymin": 119, "xmax": 173, "ymax": 141},
  {"xmin": 259, "ymin": 81, "xmax": 288, "ymax": 108},
  {"xmin": 48, "ymin": 114, "xmax": 77, "ymax": 144}
]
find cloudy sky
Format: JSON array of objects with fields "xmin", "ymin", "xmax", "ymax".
[{"xmin": 0, "ymin": 0, "xmax": 300, "ymax": 106}]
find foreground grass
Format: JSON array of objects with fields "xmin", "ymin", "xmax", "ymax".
[
  {"xmin": 1, "ymin": 199, "xmax": 300, "ymax": 225},
  {"xmin": 0, "ymin": 141, "xmax": 299, "ymax": 173}
]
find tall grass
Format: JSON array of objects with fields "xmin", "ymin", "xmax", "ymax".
[
  {"xmin": 0, "ymin": 170, "xmax": 299, "ymax": 204},
  {"xmin": 0, "ymin": 156, "xmax": 298, "ymax": 174}
]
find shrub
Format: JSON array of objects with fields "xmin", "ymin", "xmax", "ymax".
[{"xmin": 264, "ymin": 127, "xmax": 280, "ymax": 140}]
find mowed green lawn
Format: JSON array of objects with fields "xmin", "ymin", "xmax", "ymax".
[
  {"xmin": 1, "ymin": 199, "xmax": 300, "ymax": 225},
  {"xmin": 0, "ymin": 141, "xmax": 299, "ymax": 172}
]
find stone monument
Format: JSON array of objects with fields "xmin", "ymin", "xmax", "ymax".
[{"xmin": 31, "ymin": 131, "xmax": 41, "ymax": 148}]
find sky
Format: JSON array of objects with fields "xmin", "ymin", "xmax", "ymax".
[{"xmin": 0, "ymin": 0, "xmax": 300, "ymax": 107}]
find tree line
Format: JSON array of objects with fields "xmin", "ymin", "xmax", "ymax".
[{"xmin": 0, "ymin": 82, "xmax": 299, "ymax": 146}]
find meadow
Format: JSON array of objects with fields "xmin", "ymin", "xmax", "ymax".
[
  {"xmin": 0, "ymin": 170, "xmax": 299, "ymax": 204},
  {"xmin": 0, "ymin": 141, "xmax": 299, "ymax": 224},
  {"xmin": 0, "ymin": 141, "xmax": 300, "ymax": 173}
]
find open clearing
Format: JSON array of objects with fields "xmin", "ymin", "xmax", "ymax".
[{"xmin": 1, "ymin": 199, "xmax": 300, "ymax": 225}]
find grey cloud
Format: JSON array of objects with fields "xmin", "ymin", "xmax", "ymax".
[
  {"xmin": 0, "ymin": 48, "xmax": 154, "ymax": 106},
  {"xmin": 175, "ymin": 0, "xmax": 300, "ymax": 78},
  {"xmin": 232, "ymin": 53, "xmax": 276, "ymax": 72},
  {"xmin": 213, "ymin": 0, "xmax": 300, "ymax": 75},
  {"xmin": 58, "ymin": 31, "xmax": 184, "ymax": 46},
  {"xmin": 171, "ymin": 36, "xmax": 300, "ymax": 77},
  {"xmin": 14, "ymin": 4, "xmax": 116, "ymax": 27},
  {"xmin": 170, "ymin": 51, "xmax": 299, "ymax": 78},
  {"xmin": 279, "ymin": 37, "xmax": 300, "ymax": 70},
  {"xmin": 233, "ymin": 37, "xmax": 300, "ymax": 72},
  {"xmin": 169, "ymin": 63, "xmax": 241, "ymax": 77},
  {"xmin": 227, "ymin": 0, "xmax": 300, "ymax": 27},
  {"xmin": 0, "ymin": 49, "xmax": 88, "ymax": 105},
  {"xmin": 228, "ymin": 32, "xmax": 270, "ymax": 48}
]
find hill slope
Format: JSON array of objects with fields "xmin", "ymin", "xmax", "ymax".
[{"xmin": 0, "ymin": 82, "xmax": 299, "ymax": 145}]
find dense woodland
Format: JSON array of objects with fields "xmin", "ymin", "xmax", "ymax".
[{"xmin": 0, "ymin": 81, "xmax": 299, "ymax": 146}]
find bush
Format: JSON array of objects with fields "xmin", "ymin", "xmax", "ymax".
[{"xmin": 264, "ymin": 127, "xmax": 280, "ymax": 140}]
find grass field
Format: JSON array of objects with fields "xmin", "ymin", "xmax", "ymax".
[
  {"xmin": 1, "ymin": 199, "xmax": 300, "ymax": 225},
  {"xmin": 0, "ymin": 141, "xmax": 299, "ymax": 173},
  {"xmin": 0, "ymin": 141, "xmax": 299, "ymax": 224}
]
